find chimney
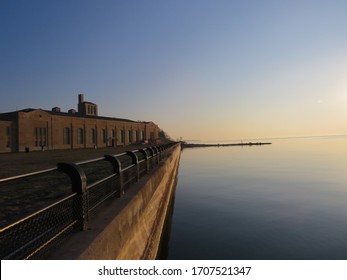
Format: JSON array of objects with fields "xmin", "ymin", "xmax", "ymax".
[
  {"xmin": 78, "ymin": 94, "xmax": 84, "ymax": 104},
  {"xmin": 52, "ymin": 107, "xmax": 61, "ymax": 112},
  {"xmin": 68, "ymin": 109, "xmax": 76, "ymax": 114}
]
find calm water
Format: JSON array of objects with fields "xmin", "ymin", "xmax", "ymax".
[{"xmin": 166, "ymin": 136, "xmax": 347, "ymax": 259}]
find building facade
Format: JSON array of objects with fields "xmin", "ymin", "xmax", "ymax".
[{"xmin": 0, "ymin": 94, "xmax": 159, "ymax": 153}]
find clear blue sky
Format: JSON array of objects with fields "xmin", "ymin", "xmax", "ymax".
[{"xmin": 1, "ymin": 0, "xmax": 347, "ymax": 140}]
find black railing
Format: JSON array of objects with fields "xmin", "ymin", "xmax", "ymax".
[{"xmin": 0, "ymin": 143, "xmax": 178, "ymax": 260}]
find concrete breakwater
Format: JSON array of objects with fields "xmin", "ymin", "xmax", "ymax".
[
  {"xmin": 49, "ymin": 143, "xmax": 181, "ymax": 260},
  {"xmin": 182, "ymin": 142, "xmax": 272, "ymax": 148}
]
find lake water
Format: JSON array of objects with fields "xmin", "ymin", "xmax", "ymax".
[{"xmin": 166, "ymin": 136, "xmax": 347, "ymax": 260}]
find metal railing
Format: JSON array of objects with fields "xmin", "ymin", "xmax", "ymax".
[{"xmin": 0, "ymin": 143, "xmax": 177, "ymax": 259}]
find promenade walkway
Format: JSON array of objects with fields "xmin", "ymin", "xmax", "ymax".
[{"xmin": 0, "ymin": 145, "xmax": 148, "ymax": 179}]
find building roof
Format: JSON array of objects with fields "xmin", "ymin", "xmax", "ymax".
[
  {"xmin": 47, "ymin": 109, "xmax": 137, "ymax": 123},
  {"xmin": 81, "ymin": 101, "xmax": 97, "ymax": 105},
  {"xmin": 0, "ymin": 111, "xmax": 20, "ymax": 120},
  {"xmin": 0, "ymin": 108, "xmax": 154, "ymax": 125}
]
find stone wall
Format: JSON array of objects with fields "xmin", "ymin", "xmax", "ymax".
[{"xmin": 50, "ymin": 144, "xmax": 181, "ymax": 259}]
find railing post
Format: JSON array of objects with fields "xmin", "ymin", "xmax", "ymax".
[
  {"xmin": 158, "ymin": 145, "xmax": 164, "ymax": 160},
  {"xmin": 147, "ymin": 147, "xmax": 154, "ymax": 170},
  {"xmin": 104, "ymin": 155, "xmax": 124, "ymax": 197},
  {"xmin": 126, "ymin": 151, "xmax": 139, "ymax": 181},
  {"xmin": 57, "ymin": 162, "xmax": 88, "ymax": 231},
  {"xmin": 152, "ymin": 146, "xmax": 160, "ymax": 164},
  {"xmin": 147, "ymin": 147, "xmax": 154, "ymax": 157},
  {"xmin": 139, "ymin": 148, "xmax": 149, "ymax": 173},
  {"xmin": 155, "ymin": 146, "xmax": 160, "ymax": 161}
]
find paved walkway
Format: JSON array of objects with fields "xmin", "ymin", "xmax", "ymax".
[{"xmin": 0, "ymin": 145, "xmax": 148, "ymax": 179}]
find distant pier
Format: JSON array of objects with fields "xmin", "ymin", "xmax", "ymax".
[{"xmin": 182, "ymin": 142, "xmax": 272, "ymax": 148}]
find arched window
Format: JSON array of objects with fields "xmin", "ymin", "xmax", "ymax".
[
  {"xmin": 128, "ymin": 130, "xmax": 132, "ymax": 143},
  {"xmin": 63, "ymin": 127, "xmax": 70, "ymax": 145},
  {"xmin": 101, "ymin": 129, "xmax": 106, "ymax": 144},
  {"xmin": 90, "ymin": 128, "xmax": 96, "ymax": 144},
  {"xmin": 77, "ymin": 128, "xmax": 84, "ymax": 144},
  {"xmin": 119, "ymin": 130, "xmax": 124, "ymax": 143}
]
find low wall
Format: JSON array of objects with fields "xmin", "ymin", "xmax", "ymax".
[{"xmin": 50, "ymin": 144, "xmax": 181, "ymax": 260}]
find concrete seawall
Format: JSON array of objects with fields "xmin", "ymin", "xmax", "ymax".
[{"xmin": 50, "ymin": 144, "xmax": 181, "ymax": 260}]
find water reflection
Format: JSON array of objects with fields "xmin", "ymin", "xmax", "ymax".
[{"xmin": 167, "ymin": 136, "xmax": 347, "ymax": 259}]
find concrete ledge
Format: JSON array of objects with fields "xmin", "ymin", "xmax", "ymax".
[{"xmin": 49, "ymin": 144, "xmax": 181, "ymax": 260}]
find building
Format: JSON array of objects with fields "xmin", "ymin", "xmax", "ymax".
[{"xmin": 0, "ymin": 94, "xmax": 159, "ymax": 153}]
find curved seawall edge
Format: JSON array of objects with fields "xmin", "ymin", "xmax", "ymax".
[{"xmin": 49, "ymin": 144, "xmax": 181, "ymax": 260}]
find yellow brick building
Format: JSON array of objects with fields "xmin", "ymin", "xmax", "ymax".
[{"xmin": 0, "ymin": 94, "xmax": 159, "ymax": 153}]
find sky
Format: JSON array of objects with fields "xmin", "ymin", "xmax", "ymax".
[{"xmin": 1, "ymin": 0, "xmax": 347, "ymax": 141}]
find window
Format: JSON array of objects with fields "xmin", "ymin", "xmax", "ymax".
[
  {"xmin": 101, "ymin": 129, "xmax": 106, "ymax": 144},
  {"xmin": 120, "ymin": 130, "xmax": 124, "ymax": 143},
  {"xmin": 63, "ymin": 127, "xmax": 71, "ymax": 145},
  {"xmin": 141, "ymin": 130, "xmax": 145, "ymax": 141},
  {"xmin": 43, "ymin": 128, "xmax": 47, "ymax": 146},
  {"xmin": 90, "ymin": 128, "xmax": 96, "ymax": 144},
  {"xmin": 35, "ymin": 127, "xmax": 47, "ymax": 147},
  {"xmin": 136, "ymin": 131, "xmax": 139, "ymax": 142},
  {"xmin": 77, "ymin": 128, "xmax": 84, "ymax": 144},
  {"xmin": 35, "ymin": 128, "xmax": 39, "ymax": 146},
  {"xmin": 128, "ymin": 130, "xmax": 132, "ymax": 143},
  {"xmin": 111, "ymin": 129, "xmax": 115, "ymax": 139}
]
